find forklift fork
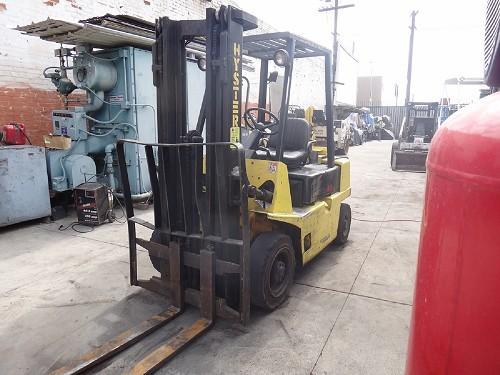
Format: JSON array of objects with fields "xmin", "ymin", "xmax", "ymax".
[
  {"xmin": 50, "ymin": 139, "xmax": 249, "ymax": 375},
  {"xmin": 49, "ymin": 244, "xmax": 216, "ymax": 375}
]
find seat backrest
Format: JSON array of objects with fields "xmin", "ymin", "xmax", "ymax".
[{"xmin": 268, "ymin": 118, "xmax": 310, "ymax": 151}]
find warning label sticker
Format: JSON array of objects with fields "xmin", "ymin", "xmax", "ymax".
[{"xmin": 108, "ymin": 95, "xmax": 125, "ymax": 103}]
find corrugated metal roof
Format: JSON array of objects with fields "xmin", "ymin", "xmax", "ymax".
[{"xmin": 16, "ymin": 19, "xmax": 154, "ymax": 50}]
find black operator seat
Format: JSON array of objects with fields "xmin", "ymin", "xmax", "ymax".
[{"xmin": 256, "ymin": 118, "xmax": 313, "ymax": 169}]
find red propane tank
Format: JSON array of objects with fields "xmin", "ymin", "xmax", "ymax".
[
  {"xmin": 406, "ymin": 92, "xmax": 500, "ymax": 374},
  {"xmin": 2, "ymin": 122, "xmax": 27, "ymax": 145}
]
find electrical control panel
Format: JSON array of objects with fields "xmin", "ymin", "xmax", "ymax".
[{"xmin": 52, "ymin": 109, "xmax": 87, "ymax": 140}]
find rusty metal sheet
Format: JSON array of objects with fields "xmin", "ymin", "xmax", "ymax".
[
  {"xmin": 16, "ymin": 19, "xmax": 154, "ymax": 49},
  {"xmin": 49, "ymin": 306, "xmax": 181, "ymax": 375},
  {"xmin": 127, "ymin": 319, "xmax": 212, "ymax": 375},
  {"xmin": 16, "ymin": 19, "xmax": 81, "ymax": 38},
  {"xmin": 169, "ymin": 242, "xmax": 183, "ymax": 308}
]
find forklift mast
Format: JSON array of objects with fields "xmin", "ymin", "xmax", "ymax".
[
  {"xmin": 148, "ymin": 4, "xmax": 258, "ymax": 322},
  {"xmin": 153, "ymin": 6, "xmax": 257, "ymax": 145}
]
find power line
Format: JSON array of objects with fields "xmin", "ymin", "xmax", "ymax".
[
  {"xmin": 318, "ymin": 0, "xmax": 355, "ymax": 106},
  {"xmin": 338, "ymin": 42, "xmax": 359, "ymax": 63}
]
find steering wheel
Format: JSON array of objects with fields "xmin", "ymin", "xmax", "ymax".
[{"xmin": 243, "ymin": 107, "xmax": 280, "ymax": 135}]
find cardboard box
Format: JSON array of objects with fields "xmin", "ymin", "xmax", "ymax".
[{"xmin": 43, "ymin": 135, "xmax": 72, "ymax": 150}]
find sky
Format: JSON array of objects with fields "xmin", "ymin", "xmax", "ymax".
[{"xmin": 237, "ymin": 0, "xmax": 487, "ymax": 105}]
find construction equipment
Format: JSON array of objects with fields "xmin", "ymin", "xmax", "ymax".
[
  {"xmin": 16, "ymin": 16, "xmax": 203, "ymax": 201},
  {"xmin": 373, "ymin": 115, "xmax": 395, "ymax": 140},
  {"xmin": 308, "ymin": 108, "xmax": 351, "ymax": 156},
  {"xmin": 391, "ymin": 102, "xmax": 439, "ymax": 172},
  {"xmin": 50, "ymin": 5, "xmax": 351, "ymax": 374}
]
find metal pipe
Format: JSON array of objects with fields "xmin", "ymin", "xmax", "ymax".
[
  {"xmin": 405, "ymin": 11, "xmax": 418, "ymax": 122},
  {"xmin": 114, "ymin": 190, "xmax": 153, "ymax": 202},
  {"xmin": 325, "ymin": 53, "xmax": 335, "ymax": 168},
  {"xmin": 83, "ymin": 90, "xmax": 105, "ymax": 112},
  {"xmin": 83, "ymin": 109, "xmax": 126, "ymax": 124},
  {"xmin": 105, "ymin": 143, "xmax": 116, "ymax": 191},
  {"xmin": 257, "ymin": 60, "xmax": 268, "ymax": 123},
  {"xmin": 276, "ymin": 39, "xmax": 296, "ymax": 162},
  {"xmin": 242, "ymin": 76, "xmax": 250, "ymax": 112}
]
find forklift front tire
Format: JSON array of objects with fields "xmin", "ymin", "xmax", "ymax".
[
  {"xmin": 334, "ymin": 203, "xmax": 351, "ymax": 245},
  {"xmin": 251, "ymin": 232, "xmax": 296, "ymax": 310}
]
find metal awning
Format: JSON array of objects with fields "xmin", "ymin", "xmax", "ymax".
[
  {"xmin": 243, "ymin": 32, "xmax": 330, "ymax": 59},
  {"xmin": 16, "ymin": 18, "xmax": 155, "ymax": 50}
]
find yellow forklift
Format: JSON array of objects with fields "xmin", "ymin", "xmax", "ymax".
[{"xmin": 51, "ymin": 6, "xmax": 351, "ymax": 374}]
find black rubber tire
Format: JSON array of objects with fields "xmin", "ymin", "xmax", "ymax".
[
  {"xmin": 391, "ymin": 141, "xmax": 399, "ymax": 170},
  {"xmin": 336, "ymin": 140, "xmax": 349, "ymax": 155},
  {"xmin": 149, "ymin": 230, "xmax": 163, "ymax": 272},
  {"xmin": 251, "ymin": 232, "xmax": 296, "ymax": 310},
  {"xmin": 334, "ymin": 203, "xmax": 351, "ymax": 245}
]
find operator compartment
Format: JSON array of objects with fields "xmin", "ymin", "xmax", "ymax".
[{"xmin": 288, "ymin": 163, "xmax": 341, "ymax": 207}]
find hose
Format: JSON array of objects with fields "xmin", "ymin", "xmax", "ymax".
[
  {"xmin": 11, "ymin": 123, "xmax": 32, "ymax": 145},
  {"xmin": 82, "ymin": 86, "xmax": 116, "ymax": 106},
  {"xmin": 79, "ymin": 122, "xmax": 137, "ymax": 137},
  {"xmin": 58, "ymin": 137, "xmax": 82, "ymax": 182},
  {"xmin": 83, "ymin": 110, "xmax": 126, "ymax": 124},
  {"xmin": 83, "ymin": 86, "xmax": 156, "ymax": 142},
  {"xmin": 43, "ymin": 66, "xmax": 61, "ymax": 78},
  {"xmin": 81, "ymin": 51, "xmax": 121, "ymax": 62},
  {"xmin": 114, "ymin": 190, "xmax": 153, "ymax": 202}
]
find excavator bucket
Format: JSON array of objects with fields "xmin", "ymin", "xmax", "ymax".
[{"xmin": 391, "ymin": 149, "xmax": 428, "ymax": 172}]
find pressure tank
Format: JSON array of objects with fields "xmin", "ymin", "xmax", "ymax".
[{"xmin": 406, "ymin": 92, "xmax": 500, "ymax": 374}]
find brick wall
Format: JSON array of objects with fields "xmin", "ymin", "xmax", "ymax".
[
  {"xmin": 0, "ymin": 0, "xmax": 230, "ymax": 145},
  {"xmin": 0, "ymin": 0, "xmax": 329, "ymax": 145}
]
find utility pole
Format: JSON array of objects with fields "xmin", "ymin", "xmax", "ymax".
[
  {"xmin": 319, "ymin": 0, "xmax": 354, "ymax": 109},
  {"xmin": 405, "ymin": 10, "xmax": 418, "ymax": 107}
]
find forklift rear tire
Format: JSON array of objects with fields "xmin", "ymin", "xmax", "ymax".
[
  {"xmin": 391, "ymin": 142, "xmax": 398, "ymax": 170},
  {"xmin": 336, "ymin": 142, "xmax": 349, "ymax": 155},
  {"xmin": 251, "ymin": 232, "xmax": 296, "ymax": 310},
  {"xmin": 334, "ymin": 203, "xmax": 351, "ymax": 245},
  {"xmin": 391, "ymin": 152, "xmax": 397, "ymax": 171}
]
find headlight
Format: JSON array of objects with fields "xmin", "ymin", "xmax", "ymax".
[
  {"xmin": 197, "ymin": 57, "xmax": 207, "ymax": 71},
  {"xmin": 273, "ymin": 49, "xmax": 290, "ymax": 67}
]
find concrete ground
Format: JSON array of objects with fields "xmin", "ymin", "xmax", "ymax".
[{"xmin": 0, "ymin": 140, "xmax": 425, "ymax": 375}]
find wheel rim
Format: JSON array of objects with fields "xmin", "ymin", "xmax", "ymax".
[{"xmin": 269, "ymin": 247, "xmax": 291, "ymax": 298}]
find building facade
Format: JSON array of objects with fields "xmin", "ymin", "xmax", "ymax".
[{"xmin": 0, "ymin": 0, "xmax": 230, "ymax": 145}]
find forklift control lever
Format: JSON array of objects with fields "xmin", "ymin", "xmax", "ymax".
[{"xmin": 248, "ymin": 185, "xmax": 274, "ymax": 203}]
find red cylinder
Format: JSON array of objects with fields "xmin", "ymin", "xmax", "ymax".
[
  {"xmin": 2, "ymin": 122, "xmax": 27, "ymax": 145},
  {"xmin": 406, "ymin": 92, "xmax": 500, "ymax": 374}
]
